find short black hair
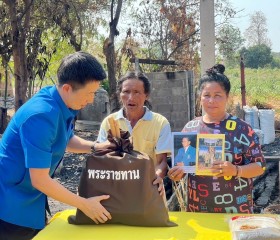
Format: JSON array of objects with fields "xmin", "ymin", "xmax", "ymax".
[
  {"xmin": 198, "ymin": 64, "xmax": 231, "ymax": 96},
  {"xmin": 117, "ymin": 71, "xmax": 151, "ymax": 95},
  {"xmin": 57, "ymin": 51, "xmax": 107, "ymax": 90},
  {"xmin": 117, "ymin": 71, "xmax": 152, "ymax": 109}
]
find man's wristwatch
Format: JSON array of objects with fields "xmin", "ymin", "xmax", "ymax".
[{"xmin": 91, "ymin": 141, "xmax": 98, "ymax": 153}]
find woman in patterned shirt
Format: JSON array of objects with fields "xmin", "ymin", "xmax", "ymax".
[{"xmin": 168, "ymin": 64, "xmax": 265, "ymax": 213}]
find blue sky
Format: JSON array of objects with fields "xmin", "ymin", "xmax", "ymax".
[{"xmin": 230, "ymin": 0, "xmax": 280, "ymax": 52}]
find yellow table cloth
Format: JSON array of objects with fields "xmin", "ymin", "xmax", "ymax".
[{"xmin": 33, "ymin": 209, "xmax": 233, "ymax": 240}]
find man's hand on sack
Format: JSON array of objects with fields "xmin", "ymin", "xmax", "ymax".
[
  {"xmin": 81, "ymin": 195, "xmax": 112, "ymax": 224},
  {"xmin": 94, "ymin": 140, "xmax": 116, "ymax": 152},
  {"xmin": 153, "ymin": 176, "xmax": 165, "ymax": 196}
]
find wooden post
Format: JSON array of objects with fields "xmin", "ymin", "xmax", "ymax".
[{"xmin": 240, "ymin": 56, "xmax": 246, "ymax": 107}]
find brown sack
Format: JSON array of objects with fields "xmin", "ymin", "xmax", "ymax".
[{"xmin": 68, "ymin": 130, "xmax": 177, "ymax": 227}]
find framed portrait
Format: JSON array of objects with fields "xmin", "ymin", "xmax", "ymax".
[
  {"xmin": 195, "ymin": 134, "xmax": 225, "ymax": 176},
  {"xmin": 171, "ymin": 132, "xmax": 197, "ymax": 173}
]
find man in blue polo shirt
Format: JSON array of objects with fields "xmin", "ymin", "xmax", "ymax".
[
  {"xmin": 0, "ymin": 51, "xmax": 113, "ymax": 240},
  {"xmin": 174, "ymin": 137, "xmax": 196, "ymax": 166}
]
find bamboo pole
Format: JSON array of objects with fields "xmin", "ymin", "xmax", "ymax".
[{"xmin": 108, "ymin": 116, "xmax": 120, "ymax": 138}]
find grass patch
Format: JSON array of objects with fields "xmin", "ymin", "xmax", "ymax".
[
  {"xmin": 227, "ymin": 68, "xmax": 280, "ymax": 98},
  {"xmin": 226, "ymin": 68, "xmax": 280, "ymax": 118}
]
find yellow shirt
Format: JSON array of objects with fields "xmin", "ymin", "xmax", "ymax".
[{"xmin": 97, "ymin": 107, "xmax": 172, "ymax": 166}]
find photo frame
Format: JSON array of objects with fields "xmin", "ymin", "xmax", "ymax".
[
  {"xmin": 171, "ymin": 132, "xmax": 197, "ymax": 173},
  {"xmin": 195, "ymin": 134, "xmax": 225, "ymax": 176}
]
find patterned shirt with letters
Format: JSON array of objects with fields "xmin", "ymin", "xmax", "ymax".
[{"xmin": 181, "ymin": 114, "xmax": 265, "ymax": 214}]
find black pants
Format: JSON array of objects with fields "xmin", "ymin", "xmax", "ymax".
[{"xmin": 0, "ymin": 219, "xmax": 40, "ymax": 240}]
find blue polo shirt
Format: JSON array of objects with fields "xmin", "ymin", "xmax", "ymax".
[{"xmin": 0, "ymin": 86, "xmax": 77, "ymax": 229}]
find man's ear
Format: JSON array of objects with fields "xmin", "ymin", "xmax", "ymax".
[{"xmin": 61, "ymin": 84, "xmax": 72, "ymax": 93}]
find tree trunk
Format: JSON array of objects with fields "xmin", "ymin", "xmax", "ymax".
[
  {"xmin": 13, "ymin": 38, "xmax": 29, "ymax": 110},
  {"xmin": 103, "ymin": 0, "xmax": 123, "ymax": 113},
  {"xmin": 4, "ymin": 0, "xmax": 31, "ymax": 110},
  {"xmin": 104, "ymin": 38, "xmax": 120, "ymax": 113}
]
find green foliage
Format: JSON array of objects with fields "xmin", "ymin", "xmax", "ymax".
[
  {"xmin": 240, "ymin": 44, "xmax": 273, "ymax": 68},
  {"xmin": 270, "ymin": 58, "xmax": 280, "ymax": 68},
  {"xmin": 35, "ymin": 29, "xmax": 108, "ymax": 88},
  {"xmin": 216, "ymin": 24, "xmax": 244, "ymax": 67},
  {"xmin": 271, "ymin": 52, "xmax": 280, "ymax": 68},
  {"xmin": 42, "ymin": 38, "xmax": 75, "ymax": 86},
  {"xmin": 272, "ymin": 52, "xmax": 280, "ymax": 58},
  {"xmin": 101, "ymin": 79, "xmax": 110, "ymax": 93},
  {"xmin": 226, "ymin": 67, "xmax": 280, "ymax": 115}
]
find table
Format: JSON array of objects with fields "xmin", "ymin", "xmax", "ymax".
[{"xmin": 34, "ymin": 209, "xmax": 234, "ymax": 240}]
